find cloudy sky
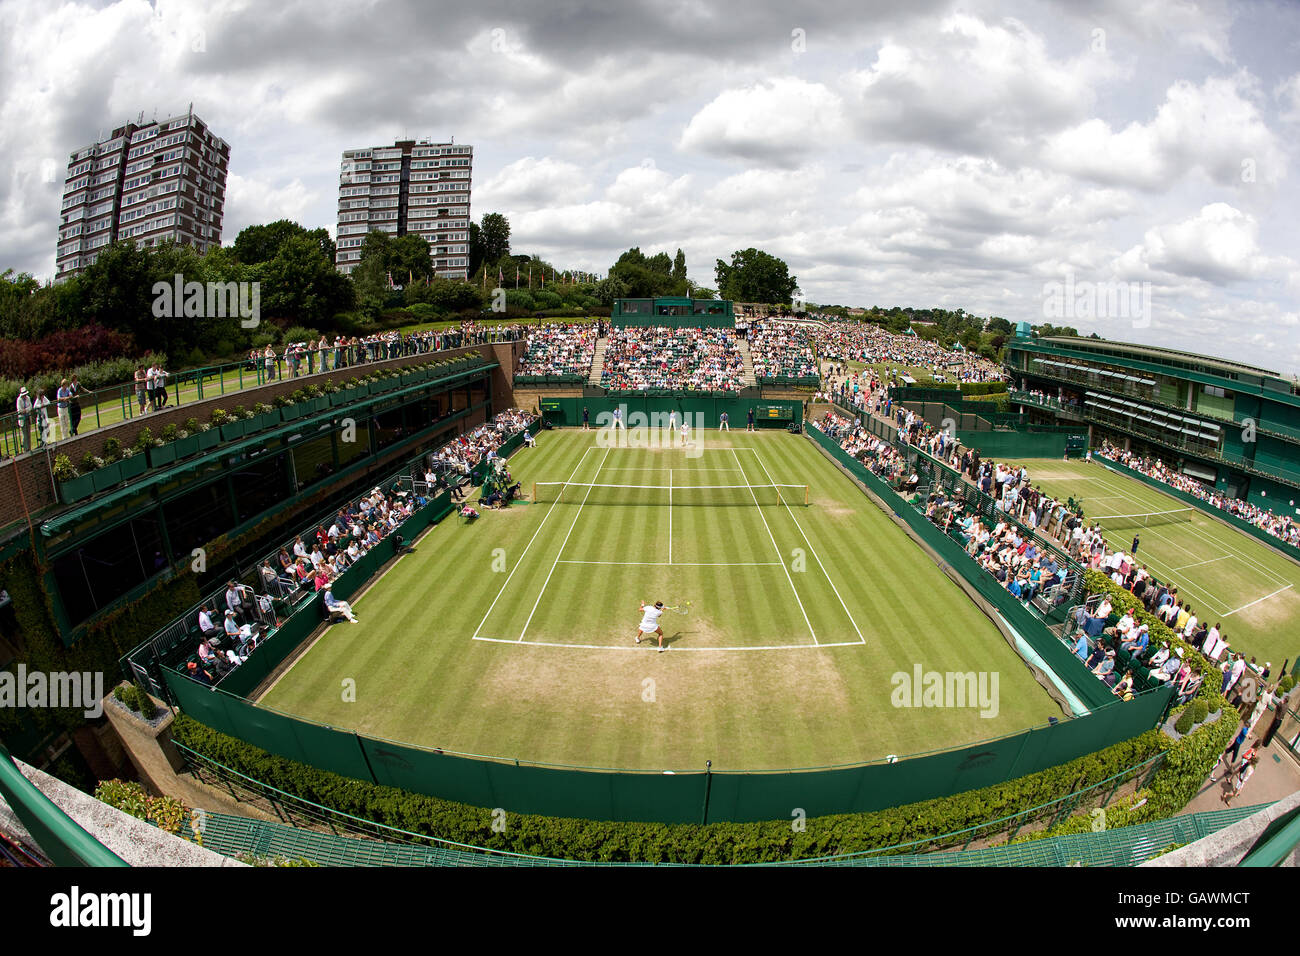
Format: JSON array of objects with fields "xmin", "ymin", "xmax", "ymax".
[{"xmin": 2, "ymin": 0, "xmax": 1299, "ymax": 375}]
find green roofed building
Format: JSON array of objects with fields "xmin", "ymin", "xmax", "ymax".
[
  {"xmin": 611, "ymin": 297, "xmax": 733, "ymax": 328},
  {"xmin": 1004, "ymin": 329, "xmax": 1300, "ymax": 509}
]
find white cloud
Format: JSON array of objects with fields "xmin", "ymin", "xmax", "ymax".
[
  {"xmin": 1116, "ymin": 203, "xmax": 1286, "ymax": 283},
  {"xmin": 678, "ymin": 77, "xmax": 847, "ymax": 168}
]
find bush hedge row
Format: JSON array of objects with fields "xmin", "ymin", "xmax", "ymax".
[{"xmin": 172, "ymin": 714, "xmax": 1170, "ymax": 864}]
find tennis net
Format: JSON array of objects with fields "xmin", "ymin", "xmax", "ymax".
[{"xmin": 532, "ymin": 480, "xmax": 810, "ymax": 506}]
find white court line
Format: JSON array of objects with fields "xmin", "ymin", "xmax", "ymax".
[
  {"xmin": 732, "ymin": 447, "xmax": 818, "ymax": 645},
  {"xmin": 518, "ymin": 447, "xmax": 611, "ymax": 642},
  {"xmin": 1222, "ymin": 584, "xmax": 1295, "ymax": 617},
  {"xmin": 750, "ymin": 442, "xmax": 867, "ymax": 645},
  {"xmin": 556, "ymin": 560, "xmax": 783, "ymax": 567},
  {"xmin": 471, "ymin": 446, "xmax": 592, "ymax": 639},
  {"xmin": 473, "ymin": 636, "xmax": 865, "ymax": 652},
  {"xmin": 1172, "ymin": 555, "xmax": 1235, "ymax": 572},
  {"xmin": 668, "ymin": 468, "xmax": 671, "ymax": 565}
]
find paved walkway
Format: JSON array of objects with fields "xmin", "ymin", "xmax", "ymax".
[{"xmin": 1179, "ymin": 733, "xmax": 1300, "ymax": 815}]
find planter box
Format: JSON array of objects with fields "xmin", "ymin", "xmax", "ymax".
[
  {"xmin": 119, "ymin": 454, "xmax": 147, "ymax": 482},
  {"xmin": 147, "ymin": 442, "xmax": 180, "ymax": 468},
  {"xmin": 304, "ymin": 396, "xmax": 328, "ymax": 415},
  {"xmin": 219, "ymin": 420, "xmax": 247, "ymax": 441},
  {"xmin": 195, "ymin": 428, "xmax": 220, "ymax": 451},
  {"xmin": 249, "ymin": 412, "xmax": 277, "ymax": 434},
  {"xmin": 58, "ymin": 473, "xmax": 97, "ymax": 504},
  {"xmin": 171, "ymin": 434, "xmax": 201, "ymax": 461},
  {"xmin": 91, "ymin": 461, "xmax": 123, "ymax": 493},
  {"xmin": 328, "ymin": 391, "xmax": 350, "ymax": 407},
  {"xmin": 279, "ymin": 404, "xmax": 304, "ymax": 422}
]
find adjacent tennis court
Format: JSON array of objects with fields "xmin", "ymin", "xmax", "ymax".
[
  {"xmin": 1020, "ymin": 458, "xmax": 1300, "ymax": 666},
  {"xmin": 258, "ymin": 429, "xmax": 1061, "ymax": 771}
]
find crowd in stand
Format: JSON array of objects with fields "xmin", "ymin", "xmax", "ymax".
[
  {"xmin": 186, "ymin": 407, "xmax": 536, "ymax": 685},
  {"xmin": 1098, "ymin": 441, "xmax": 1300, "ymax": 551},
  {"xmin": 748, "ymin": 320, "xmax": 818, "ymax": 381},
  {"xmin": 516, "ymin": 324, "xmax": 598, "ymax": 378},
  {"xmin": 248, "ymin": 323, "xmax": 525, "ymax": 381},
  {"xmin": 601, "ymin": 327, "xmax": 745, "ymax": 391},
  {"xmin": 809, "ymin": 318, "xmax": 1003, "ymax": 383}
]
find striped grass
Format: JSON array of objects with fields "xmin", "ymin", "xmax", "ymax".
[{"xmin": 259, "ymin": 430, "xmax": 1061, "ymax": 771}]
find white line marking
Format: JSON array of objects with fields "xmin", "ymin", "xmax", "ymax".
[
  {"xmin": 751, "ymin": 442, "xmax": 867, "ymax": 645},
  {"xmin": 471, "ymin": 446, "xmax": 592, "ymax": 639},
  {"xmin": 1171, "ymin": 555, "xmax": 1235, "ymax": 572},
  {"xmin": 556, "ymin": 560, "xmax": 783, "ymax": 567},
  {"xmin": 732, "ymin": 448, "xmax": 818, "ymax": 645},
  {"xmin": 668, "ymin": 467, "xmax": 672, "ymax": 566},
  {"xmin": 1223, "ymin": 584, "xmax": 1295, "ymax": 617},
  {"xmin": 518, "ymin": 447, "xmax": 611, "ymax": 642},
  {"xmin": 473, "ymin": 636, "xmax": 864, "ymax": 652}
]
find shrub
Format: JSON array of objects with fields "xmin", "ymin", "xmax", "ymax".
[
  {"xmin": 273, "ymin": 393, "xmax": 294, "ymax": 408},
  {"xmin": 232, "ymin": 405, "xmax": 248, "ymax": 420},
  {"xmin": 290, "ymin": 389, "xmax": 307, "ymax": 403},
  {"xmin": 1191, "ymin": 699, "xmax": 1209, "ymax": 724},
  {"xmin": 1279, "ymin": 675, "xmax": 1296, "ymax": 694},
  {"xmin": 134, "ymin": 427, "xmax": 158, "ymax": 451},
  {"xmin": 184, "ymin": 417, "xmax": 199, "ymax": 433},
  {"xmin": 51, "ymin": 453, "xmax": 77, "ymax": 482},
  {"xmin": 101, "ymin": 436, "xmax": 122, "ymax": 462},
  {"xmin": 172, "ymin": 714, "xmax": 1167, "ymax": 864},
  {"xmin": 253, "ymin": 402, "xmax": 273, "ymax": 416},
  {"xmin": 160, "ymin": 424, "xmax": 179, "ymax": 443},
  {"xmin": 80, "ymin": 452, "xmax": 104, "ymax": 473},
  {"xmin": 1174, "ymin": 707, "xmax": 1195, "ymax": 735},
  {"xmin": 282, "ymin": 326, "xmax": 320, "ymax": 345},
  {"xmin": 134, "ymin": 681, "xmax": 157, "ymax": 720},
  {"xmin": 209, "ymin": 408, "xmax": 230, "ymax": 425}
]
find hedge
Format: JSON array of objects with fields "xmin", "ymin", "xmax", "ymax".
[{"xmin": 172, "ymin": 714, "xmax": 1167, "ymax": 864}]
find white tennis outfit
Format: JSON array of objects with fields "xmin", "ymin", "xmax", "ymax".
[{"xmin": 639, "ymin": 606, "xmax": 664, "ymax": 633}]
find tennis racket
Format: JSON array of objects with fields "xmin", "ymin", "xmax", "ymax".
[{"xmin": 663, "ymin": 602, "xmax": 692, "ymax": 616}]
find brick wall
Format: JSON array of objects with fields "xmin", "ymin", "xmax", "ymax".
[{"xmin": 0, "ymin": 340, "xmax": 523, "ymax": 532}]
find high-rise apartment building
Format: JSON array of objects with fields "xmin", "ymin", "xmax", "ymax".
[
  {"xmin": 335, "ymin": 139, "xmax": 472, "ymax": 278},
  {"xmin": 55, "ymin": 109, "xmax": 230, "ymax": 279}
]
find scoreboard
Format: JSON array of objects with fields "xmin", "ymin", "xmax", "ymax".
[{"xmin": 755, "ymin": 403, "xmax": 793, "ymax": 421}]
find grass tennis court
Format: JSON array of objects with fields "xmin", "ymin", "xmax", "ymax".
[
  {"xmin": 1020, "ymin": 458, "xmax": 1300, "ymax": 667},
  {"xmin": 258, "ymin": 429, "xmax": 1061, "ymax": 771}
]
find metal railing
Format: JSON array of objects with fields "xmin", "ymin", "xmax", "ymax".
[{"xmin": 1, "ymin": 328, "xmax": 523, "ymax": 461}]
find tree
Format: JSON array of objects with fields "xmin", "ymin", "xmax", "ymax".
[
  {"xmin": 609, "ymin": 247, "xmax": 685, "ymax": 298},
  {"xmin": 355, "ymin": 231, "xmax": 434, "ymax": 286},
  {"xmin": 672, "ymin": 248, "xmax": 687, "ymax": 284},
  {"xmin": 259, "ymin": 235, "xmax": 355, "ymax": 326},
  {"xmin": 234, "ymin": 220, "xmax": 334, "ymax": 265},
  {"xmin": 714, "ymin": 248, "xmax": 797, "ymax": 304},
  {"xmin": 480, "ymin": 213, "xmax": 511, "ymax": 265},
  {"xmin": 594, "ymin": 275, "xmax": 630, "ymax": 306}
]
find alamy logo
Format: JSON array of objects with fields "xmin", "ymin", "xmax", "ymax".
[
  {"xmin": 1042, "ymin": 271, "xmax": 1152, "ymax": 328},
  {"xmin": 595, "ymin": 407, "xmax": 706, "ymax": 458},
  {"xmin": 50, "ymin": 887, "xmax": 151, "ymax": 936},
  {"xmin": 0, "ymin": 665, "xmax": 104, "ymax": 718},
  {"xmin": 152, "ymin": 274, "xmax": 260, "ymax": 328},
  {"xmin": 890, "ymin": 664, "xmax": 1000, "ymax": 718}
]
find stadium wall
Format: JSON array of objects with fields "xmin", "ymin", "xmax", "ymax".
[
  {"xmin": 1093, "ymin": 454, "xmax": 1300, "ymax": 567},
  {"xmin": 161, "ymin": 666, "xmax": 1169, "ymax": 824},
  {"xmin": 538, "ymin": 396, "xmax": 799, "ymax": 429}
]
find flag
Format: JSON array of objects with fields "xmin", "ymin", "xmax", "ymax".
[
  {"xmin": 528, "ymin": 264, "xmax": 532, "ymax": 288},
  {"xmin": 516, "ymin": 266, "xmax": 519, "ymax": 289},
  {"xmin": 498, "ymin": 266, "xmax": 503, "ymax": 286}
]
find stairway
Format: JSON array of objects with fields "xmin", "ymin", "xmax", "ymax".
[
  {"xmin": 737, "ymin": 339, "xmax": 758, "ymax": 388},
  {"xmin": 588, "ymin": 337, "xmax": 608, "ymax": 385}
]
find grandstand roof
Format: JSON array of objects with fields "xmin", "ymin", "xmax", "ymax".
[{"xmin": 1034, "ymin": 336, "xmax": 1292, "ymax": 384}]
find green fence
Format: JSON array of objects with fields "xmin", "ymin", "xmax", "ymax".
[
  {"xmin": 162, "ymin": 668, "xmax": 1169, "ymax": 825},
  {"xmin": 957, "ymin": 427, "xmax": 1087, "ymax": 461},
  {"xmin": 1094, "ymin": 454, "xmax": 1300, "ymax": 565},
  {"xmin": 539, "ymin": 396, "xmax": 799, "ymax": 430}
]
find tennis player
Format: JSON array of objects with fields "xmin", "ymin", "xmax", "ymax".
[
  {"xmin": 634, "ymin": 601, "xmax": 667, "ymax": 652},
  {"xmin": 680, "ymin": 420, "xmax": 691, "ymax": 447}
]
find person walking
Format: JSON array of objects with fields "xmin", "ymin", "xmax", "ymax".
[
  {"xmin": 134, "ymin": 365, "xmax": 148, "ymax": 414},
  {"xmin": 1212, "ymin": 724, "xmax": 1250, "ymax": 782},
  {"xmin": 1131, "ymin": 532, "xmax": 1140, "ymax": 556},
  {"xmin": 1223, "ymin": 755, "xmax": 1259, "ymax": 805}
]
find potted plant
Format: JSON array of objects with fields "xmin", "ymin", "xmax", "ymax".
[
  {"xmin": 191, "ymin": 418, "xmax": 219, "ymax": 451},
  {"xmin": 141, "ymin": 424, "xmax": 178, "ymax": 468},
  {"xmin": 52, "ymin": 453, "xmax": 96, "ymax": 503},
  {"xmin": 302, "ymin": 384, "xmax": 327, "ymax": 414},
  {"xmin": 251, "ymin": 401, "xmax": 275, "ymax": 431},
  {"xmin": 212, "ymin": 406, "xmax": 244, "ymax": 441}
]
